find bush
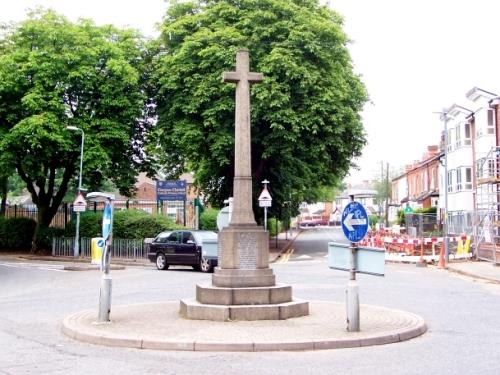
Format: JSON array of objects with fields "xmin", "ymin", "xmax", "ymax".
[
  {"xmin": 199, "ymin": 208, "xmax": 219, "ymax": 230},
  {"xmin": 0, "ymin": 217, "xmax": 37, "ymax": 250},
  {"xmin": 268, "ymin": 218, "xmax": 282, "ymax": 237},
  {"xmin": 36, "ymin": 226, "xmax": 66, "ymax": 251},
  {"xmin": 368, "ymin": 215, "xmax": 379, "ymax": 229},
  {"xmin": 65, "ymin": 209, "xmax": 180, "ymax": 239},
  {"xmin": 64, "ymin": 212, "xmax": 102, "ymax": 238},
  {"xmin": 113, "ymin": 209, "xmax": 180, "ymax": 239}
]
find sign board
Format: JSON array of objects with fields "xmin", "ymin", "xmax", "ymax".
[
  {"xmin": 341, "ymin": 201, "xmax": 369, "ymax": 243},
  {"xmin": 404, "ymin": 205, "xmax": 413, "ymax": 214},
  {"xmin": 259, "ymin": 198, "xmax": 272, "ymax": 207},
  {"xmin": 73, "ymin": 193, "xmax": 87, "ymax": 212},
  {"xmin": 102, "ymin": 202, "xmax": 112, "ymax": 240},
  {"xmin": 258, "ymin": 187, "xmax": 272, "ymax": 207},
  {"xmin": 73, "ymin": 203, "xmax": 86, "ymax": 212},
  {"xmin": 328, "ymin": 242, "xmax": 385, "ymax": 276},
  {"xmin": 156, "ymin": 180, "xmax": 187, "ymax": 201}
]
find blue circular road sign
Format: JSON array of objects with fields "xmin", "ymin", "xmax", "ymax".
[
  {"xmin": 341, "ymin": 201, "xmax": 369, "ymax": 243},
  {"xmin": 102, "ymin": 203, "xmax": 112, "ymax": 240}
]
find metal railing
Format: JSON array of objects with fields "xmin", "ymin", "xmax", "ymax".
[{"xmin": 52, "ymin": 237, "xmax": 149, "ymax": 260}]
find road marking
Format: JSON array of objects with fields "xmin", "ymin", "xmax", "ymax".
[
  {"xmin": 295, "ymin": 255, "xmax": 312, "ymax": 260},
  {"xmin": 0, "ymin": 262, "xmax": 68, "ymax": 272},
  {"xmin": 277, "ymin": 248, "xmax": 294, "ymax": 263}
]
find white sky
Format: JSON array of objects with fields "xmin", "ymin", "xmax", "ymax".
[{"xmin": 2, "ymin": 0, "xmax": 500, "ymax": 185}]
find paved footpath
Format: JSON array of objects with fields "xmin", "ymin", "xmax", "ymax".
[{"xmin": 59, "ymin": 229, "xmax": 425, "ymax": 352}]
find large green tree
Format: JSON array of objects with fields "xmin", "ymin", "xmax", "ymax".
[
  {"xmin": 150, "ymin": 0, "xmax": 368, "ymax": 219},
  {"xmin": 0, "ymin": 9, "xmax": 150, "ymax": 251}
]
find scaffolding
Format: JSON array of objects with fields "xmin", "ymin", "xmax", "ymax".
[{"xmin": 475, "ymin": 146, "xmax": 500, "ymax": 264}]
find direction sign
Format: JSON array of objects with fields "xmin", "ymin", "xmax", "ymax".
[
  {"xmin": 102, "ymin": 202, "xmax": 112, "ymax": 240},
  {"xmin": 341, "ymin": 201, "xmax": 369, "ymax": 243}
]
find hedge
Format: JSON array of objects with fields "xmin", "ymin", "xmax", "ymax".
[{"xmin": 0, "ymin": 217, "xmax": 37, "ymax": 250}]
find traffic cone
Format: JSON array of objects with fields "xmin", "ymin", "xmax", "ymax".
[
  {"xmin": 438, "ymin": 242, "xmax": 446, "ymax": 269},
  {"xmin": 416, "ymin": 241, "xmax": 427, "ymax": 267}
]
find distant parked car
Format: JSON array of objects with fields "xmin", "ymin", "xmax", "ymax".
[
  {"xmin": 147, "ymin": 230, "xmax": 218, "ymax": 272},
  {"xmin": 300, "ymin": 218, "xmax": 329, "ymax": 227}
]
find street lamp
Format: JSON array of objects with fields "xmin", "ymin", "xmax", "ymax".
[
  {"xmin": 66, "ymin": 126, "xmax": 84, "ymax": 258},
  {"xmin": 434, "ymin": 110, "xmax": 451, "ymax": 262}
]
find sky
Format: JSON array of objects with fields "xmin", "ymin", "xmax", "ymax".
[{"xmin": 2, "ymin": 0, "xmax": 500, "ymax": 185}]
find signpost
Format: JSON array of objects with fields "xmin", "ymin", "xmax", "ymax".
[
  {"xmin": 86, "ymin": 192, "xmax": 115, "ymax": 323},
  {"xmin": 156, "ymin": 180, "xmax": 187, "ymax": 225},
  {"xmin": 340, "ymin": 199, "xmax": 370, "ymax": 332},
  {"xmin": 258, "ymin": 180, "xmax": 272, "ymax": 231}
]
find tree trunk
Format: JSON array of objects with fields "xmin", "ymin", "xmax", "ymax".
[
  {"xmin": 0, "ymin": 177, "xmax": 7, "ymax": 217},
  {"xmin": 31, "ymin": 201, "xmax": 59, "ymax": 255}
]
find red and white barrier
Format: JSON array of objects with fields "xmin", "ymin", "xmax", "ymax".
[{"xmin": 382, "ymin": 234, "xmax": 468, "ymax": 245}]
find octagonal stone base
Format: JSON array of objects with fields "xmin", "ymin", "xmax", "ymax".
[
  {"xmin": 196, "ymin": 282, "xmax": 292, "ymax": 305},
  {"xmin": 180, "ymin": 298, "xmax": 309, "ymax": 321}
]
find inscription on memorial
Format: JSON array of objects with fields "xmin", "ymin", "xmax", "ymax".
[{"xmin": 237, "ymin": 232, "xmax": 257, "ymax": 269}]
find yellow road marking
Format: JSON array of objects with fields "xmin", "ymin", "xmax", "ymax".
[{"xmin": 278, "ymin": 248, "xmax": 294, "ymax": 263}]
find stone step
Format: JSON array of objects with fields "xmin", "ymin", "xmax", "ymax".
[
  {"xmin": 196, "ymin": 283, "xmax": 292, "ymax": 306},
  {"xmin": 180, "ymin": 298, "xmax": 309, "ymax": 322},
  {"xmin": 212, "ymin": 267, "xmax": 276, "ymax": 288}
]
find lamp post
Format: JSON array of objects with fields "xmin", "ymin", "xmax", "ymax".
[
  {"xmin": 435, "ymin": 110, "xmax": 450, "ymax": 262},
  {"xmin": 67, "ymin": 126, "xmax": 84, "ymax": 258}
]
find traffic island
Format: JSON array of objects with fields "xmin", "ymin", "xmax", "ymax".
[{"xmin": 62, "ymin": 300, "xmax": 427, "ymax": 352}]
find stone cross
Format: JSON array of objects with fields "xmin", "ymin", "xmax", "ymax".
[{"xmin": 223, "ymin": 49, "xmax": 263, "ymax": 226}]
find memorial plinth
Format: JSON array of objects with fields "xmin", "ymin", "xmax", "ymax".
[{"xmin": 180, "ymin": 49, "xmax": 308, "ymax": 321}]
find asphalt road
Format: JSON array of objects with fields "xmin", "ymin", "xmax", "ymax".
[{"xmin": 1, "ymin": 227, "xmax": 500, "ymax": 374}]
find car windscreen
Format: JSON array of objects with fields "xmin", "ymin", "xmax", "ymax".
[{"xmin": 154, "ymin": 232, "xmax": 172, "ymax": 243}]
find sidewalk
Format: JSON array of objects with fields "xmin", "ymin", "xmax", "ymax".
[
  {"xmin": 446, "ymin": 260, "xmax": 500, "ymax": 284},
  {"xmin": 386, "ymin": 252, "xmax": 500, "ymax": 284}
]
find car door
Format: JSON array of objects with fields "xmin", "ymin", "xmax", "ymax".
[
  {"xmin": 164, "ymin": 231, "xmax": 182, "ymax": 263},
  {"xmin": 175, "ymin": 231, "xmax": 198, "ymax": 265}
]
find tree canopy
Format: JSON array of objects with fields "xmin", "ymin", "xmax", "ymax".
[
  {"xmin": 149, "ymin": 0, "xmax": 368, "ymax": 218},
  {"xmin": 0, "ymin": 9, "xmax": 150, "ymax": 250}
]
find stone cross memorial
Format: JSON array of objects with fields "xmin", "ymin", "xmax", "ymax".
[{"xmin": 180, "ymin": 50, "xmax": 308, "ymax": 321}]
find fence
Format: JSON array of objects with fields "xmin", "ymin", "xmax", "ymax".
[
  {"xmin": 4, "ymin": 204, "xmax": 72, "ymax": 228},
  {"xmin": 52, "ymin": 237, "xmax": 150, "ymax": 261},
  {"xmin": 3, "ymin": 200, "xmax": 196, "ymax": 229},
  {"xmin": 448, "ymin": 211, "xmax": 474, "ymax": 236},
  {"xmin": 404, "ymin": 213, "xmax": 439, "ymax": 237}
]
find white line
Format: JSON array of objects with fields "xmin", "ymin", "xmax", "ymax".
[{"xmin": 0, "ymin": 262, "xmax": 67, "ymax": 272}]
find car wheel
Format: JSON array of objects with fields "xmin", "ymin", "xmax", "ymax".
[
  {"xmin": 156, "ymin": 253, "xmax": 169, "ymax": 270},
  {"xmin": 200, "ymin": 257, "xmax": 213, "ymax": 273}
]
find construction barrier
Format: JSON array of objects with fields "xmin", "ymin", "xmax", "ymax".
[{"xmin": 359, "ymin": 230, "xmax": 471, "ymax": 256}]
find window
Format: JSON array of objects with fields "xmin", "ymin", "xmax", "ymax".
[
  {"xmin": 465, "ymin": 167, "xmax": 472, "ymax": 190},
  {"xmin": 447, "ymin": 129, "xmax": 453, "ymax": 152},
  {"xmin": 167, "ymin": 232, "xmax": 181, "ymax": 243},
  {"xmin": 488, "ymin": 159, "xmax": 495, "ymax": 177},
  {"xmin": 455, "ymin": 126, "xmax": 461, "ymax": 148},
  {"xmin": 456, "ymin": 169, "xmax": 462, "ymax": 191},
  {"xmin": 447, "ymin": 170, "xmax": 453, "ymax": 193},
  {"xmin": 487, "ymin": 109, "xmax": 495, "ymax": 135},
  {"xmin": 464, "ymin": 122, "xmax": 471, "ymax": 145}
]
